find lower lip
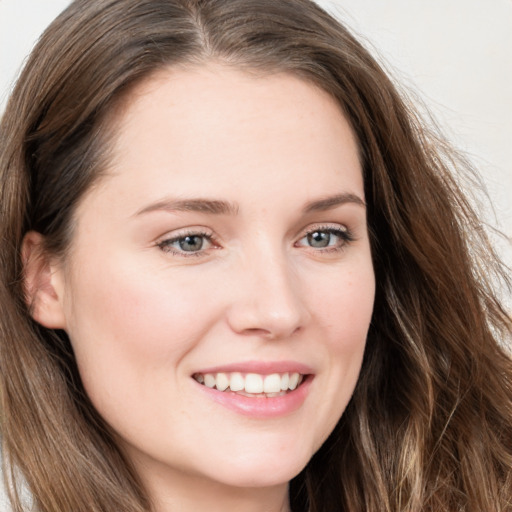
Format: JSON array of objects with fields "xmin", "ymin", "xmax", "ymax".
[{"xmin": 195, "ymin": 376, "xmax": 313, "ymax": 418}]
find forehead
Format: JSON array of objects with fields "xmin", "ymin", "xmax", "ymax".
[{"xmin": 84, "ymin": 64, "xmax": 363, "ymax": 215}]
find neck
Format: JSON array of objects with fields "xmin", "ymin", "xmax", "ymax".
[{"xmin": 143, "ymin": 466, "xmax": 291, "ymax": 512}]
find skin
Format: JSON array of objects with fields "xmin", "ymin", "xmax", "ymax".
[{"xmin": 27, "ymin": 64, "xmax": 375, "ymax": 512}]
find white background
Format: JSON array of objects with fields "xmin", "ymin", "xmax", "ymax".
[{"xmin": 1, "ymin": 0, "xmax": 511, "ymax": 269}]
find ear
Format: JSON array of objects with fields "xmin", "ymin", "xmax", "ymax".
[{"xmin": 22, "ymin": 231, "xmax": 67, "ymax": 329}]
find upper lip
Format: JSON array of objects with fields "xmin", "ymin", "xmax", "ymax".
[{"xmin": 193, "ymin": 360, "xmax": 314, "ymax": 376}]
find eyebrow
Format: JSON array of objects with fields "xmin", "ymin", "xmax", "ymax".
[
  {"xmin": 134, "ymin": 192, "xmax": 365, "ymax": 217},
  {"xmin": 302, "ymin": 193, "xmax": 366, "ymax": 213},
  {"xmin": 135, "ymin": 198, "xmax": 239, "ymax": 217}
]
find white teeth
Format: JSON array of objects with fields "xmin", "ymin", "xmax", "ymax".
[
  {"xmin": 215, "ymin": 372, "xmax": 229, "ymax": 391},
  {"xmin": 263, "ymin": 373, "xmax": 282, "ymax": 393},
  {"xmin": 230, "ymin": 372, "xmax": 244, "ymax": 392},
  {"xmin": 195, "ymin": 371, "xmax": 305, "ymax": 395},
  {"xmin": 280, "ymin": 373, "xmax": 289, "ymax": 391},
  {"xmin": 245, "ymin": 373, "xmax": 264, "ymax": 394},
  {"xmin": 288, "ymin": 372, "xmax": 300, "ymax": 390},
  {"xmin": 204, "ymin": 374, "xmax": 216, "ymax": 388}
]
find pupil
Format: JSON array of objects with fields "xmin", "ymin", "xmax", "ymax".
[
  {"xmin": 179, "ymin": 235, "xmax": 203, "ymax": 252},
  {"xmin": 308, "ymin": 231, "xmax": 330, "ymax": 248}
]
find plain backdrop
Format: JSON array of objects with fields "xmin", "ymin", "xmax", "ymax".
[{"xmin": 1, "ymin": 0, "xmax": 511, "ymax": 271}]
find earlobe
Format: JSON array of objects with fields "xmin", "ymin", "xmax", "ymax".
[{"xmin": 22, "ymin": 231, "xmax": 67, "ymax": 329}]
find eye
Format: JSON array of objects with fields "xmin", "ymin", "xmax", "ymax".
[
  {"xmin": 157, "ymin": 231, "xmax": 215, "ymax": 256},
  {"xmin": 296, "ymin": 226, "xmax": 354, "ymax": 252}
]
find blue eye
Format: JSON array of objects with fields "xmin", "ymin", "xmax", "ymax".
[
  {"xmin": 298, "ymin": 226, "xmax": 353, "ymax": 251},
  {"xmin": 307, "ymin": 230, "xmax": 334, "ymax": 248},
  {"xmin": 176, "ymin": 235, "xmax": 206, "ymax": 252},
  {"xmin": 158, "ymin": 232, "xmax": 213, "ymax": 255}
]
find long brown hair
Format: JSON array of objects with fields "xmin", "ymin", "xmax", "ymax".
[{"xmin": 1, "ymin": 1, "xmax": 511, "ymax": 511}]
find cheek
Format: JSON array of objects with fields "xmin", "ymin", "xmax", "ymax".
[
  {"xmin": 305, "ymin": 258, "xmax": 375, "ymax": 361},
  {"xmin": 311, "ymin": 263, "xmax": 375, "ymax": 347},
  {"xmin": 313, "ymin": 263, "xmax": 374, "ymax": 389},
  {"xmin": 69, "ymin": 256, "xmax": 212, "ymax": 343},
  {"xmin": 295, "ymin": 261, "xmax": 374, "ymax": 450},
  {"xmin": 64, "ymin": 257, "xmax": 221, "ymax": 405}
]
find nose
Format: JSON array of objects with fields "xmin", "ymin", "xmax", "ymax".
[{"xmin": 226, "ymin": 250, "xmax": 310, "ymax": 340}]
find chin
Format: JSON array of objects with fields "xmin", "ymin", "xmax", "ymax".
[{"xmin": 200, "ymin": 448, "xmax": 311, "ymax": 489}]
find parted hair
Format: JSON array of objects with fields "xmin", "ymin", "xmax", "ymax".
[{"xmin": 1, "ymin": 1, "xmax": 511, "ymax": 511}]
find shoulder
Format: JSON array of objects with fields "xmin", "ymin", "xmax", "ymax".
[
  {"xmin": 0, "ymin": 472, "xmax": 13, "ymax": 512},
  {"xmin": 0, "ymin": 456, "xmax": 34, "ymax": 512}
]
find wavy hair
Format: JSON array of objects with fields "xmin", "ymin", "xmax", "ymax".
[{"xmin": 1, "ymin": 1, "xmax": 511, "ymax": 511}]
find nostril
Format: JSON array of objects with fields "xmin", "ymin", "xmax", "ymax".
[
  {"xmin": 225, "ymin": 264, "xmax": 310, "ymax": 338},
  {"xmin": 239, "ymin": 324, "xmax": 302, "ymax": 340}
]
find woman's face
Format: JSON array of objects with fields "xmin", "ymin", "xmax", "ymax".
[{"xmin": 53, "ymin": 65, "xmax": 375, "ymax": 496}]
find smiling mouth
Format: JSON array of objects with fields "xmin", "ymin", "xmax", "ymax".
[{"xmin": 193, "ymin": 372, "xmax": 306, "ymax": 398}]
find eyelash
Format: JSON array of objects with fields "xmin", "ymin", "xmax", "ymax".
[
  {"xmin": 156, "ymin": 224, "xmax": 354, "ymax": 258},
  {"xmin": 295, "ymin": 225, "xmax": 355, "ymax": 253},
  {"xmin": 157, "ymin": 229, "xmax": 215, "ymax": 257}
]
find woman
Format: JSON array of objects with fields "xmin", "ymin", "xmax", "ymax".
[{"xmin": 1, "ymin": 1, "xmax": 511, "ymax": 511}]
